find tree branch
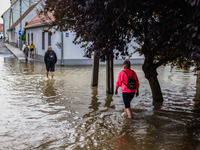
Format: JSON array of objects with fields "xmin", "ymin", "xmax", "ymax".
[{"xmin": 155, "ymin": 54, "xmax": 181, "ymax": 68}]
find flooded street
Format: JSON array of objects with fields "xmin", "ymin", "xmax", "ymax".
[{"xmin": 0, "ymin": 43, "xmax": 199, "ymax": 150}]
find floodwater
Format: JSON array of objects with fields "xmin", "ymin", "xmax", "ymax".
[{"xmin": 0, "ymin": 43, "xmax": 199, "ymax": 150}]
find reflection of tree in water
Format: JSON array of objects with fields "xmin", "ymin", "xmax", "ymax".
[
  {"xmin": 89, "ymin": 87, "xmax": 100, "ymax": 111},
  {"xmin": 194, "ymin": 65, "xmax": 200, "ymax": 100},
  {"xmin": 184, "ymin": 100, "xmax": 200, "ymax": 150},
  {"xmin": 104, "ymin": 94, "xmax": 115, "ymax": 109},
  {"xmin": 43, "ymin": 80, "xmax": 57, "ymax": 98}
]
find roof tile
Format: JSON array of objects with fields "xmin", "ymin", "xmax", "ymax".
[{"xmin": 24, "ymin": 11, "xmax": 55, "ymax": 29}]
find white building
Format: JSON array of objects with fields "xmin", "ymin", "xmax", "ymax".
[
  {"xmin": 1, "ymin": 0, "xmax": 40, "ymax": 42},
  {"xmin": 8, "ymin": 1, "xmax": 43, "ymax": 47},
  {"xmin": 25, "ymin": 12, "xmax": 144, "ymax": 65}
]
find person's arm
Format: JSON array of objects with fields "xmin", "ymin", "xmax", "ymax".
[
  {"xmin": 115, "ymin": 86, "xmax": 119, "ymax": 95},
  {"xmin": 54, "ymin": 52, "xmax": 57, "ymax": 63},
  {"xmin": 136, "ymin": 88, "xmax": 139, "ymax": 97},
  {"xmin": 44, "ymin": 52, "xmax": 47, "ymax": 64},
  {"xmin": 135, "ymin": 73, "xmax": 139, "ymax": 97},
  {"xmin": 115, "ymin": 71, "xmax": 122, "ymax": 95}
]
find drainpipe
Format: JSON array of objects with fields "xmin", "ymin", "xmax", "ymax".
[
  {"xmin": 3, "ymin": 18, "xmax": 5, "ymax": 42},
  {"xmin": 19, "ymin": 0, "xmax": 22, "ymax": 50},
  {"xmin": 61, "ymin": 32, "xmax": 64, "ymax": 66}
]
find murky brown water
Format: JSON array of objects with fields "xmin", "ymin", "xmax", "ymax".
[{"xmin": 0, "ymin": 44, "xmax": 199, "ymax": 150}]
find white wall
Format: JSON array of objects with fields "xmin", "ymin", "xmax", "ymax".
[
  {"xmin": 11, "ymin": 2, "xmax": 43, "ymax": 45},
  {"xmin": 2, "ymin": 0, "xmax": 40, "ymax": 40},
  {"xmin": 62, "ymin": 31, "xmax": 86, "ymax": 59},
  {"xmin": 26, "ymin": 27, "xmax": 144, "ymax": 65}
]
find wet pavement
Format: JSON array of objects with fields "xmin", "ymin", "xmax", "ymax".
[{"xmin": 0, "ymin": 43, "xmax": 199, "ymax": 150}]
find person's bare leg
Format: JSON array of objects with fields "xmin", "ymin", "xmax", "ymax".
[
  {"xmin": 51, "ymin": 72, "xmax": 54, "ymax": 79},
  {"xmin": 46, "ymin": 71, "xmax": 49, "ymax": 78},
  {"xmin": 125, "ymin": 108, "xmax": 132, "ymax": 119}
]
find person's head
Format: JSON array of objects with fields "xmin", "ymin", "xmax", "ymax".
[
  {"xmin": 31, "ymin": 41, "xmax": 33, "ymax": 44},
  {"xmin": 24, "ymin": 42, "xmax": 27, "ymax": 45},
  {"xmin": 48, "ymin": 46, "xmax": 52, "ymax": 50},
  {"xmin": 26, "ymin": 45, "xmax": 28, "ymax": 47},
  {"xmin": 123, "ymin": 59, "xmax": 131, "ymax": 69}
]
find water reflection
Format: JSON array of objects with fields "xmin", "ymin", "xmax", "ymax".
[
  {"xmin": 0, "ymin": 45, "xmax": 199, "ymax": 150},
  {"xmin": 89, "ymin": 87, "xmax": 100, "ymax": 111},
  {"xmin": 43, "ymin": 79, "xmax": 57, "ymax": 98}
]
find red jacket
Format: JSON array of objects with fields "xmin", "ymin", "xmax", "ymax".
[{"xmin": 116, "ymin": 69, "xmax": 139, "ymax": 93}]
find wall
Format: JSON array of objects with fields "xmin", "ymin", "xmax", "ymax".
[
  {"xmin": 2, "ymin": 0, "xmax": 40, "ymax": 40},
  {"xmin": 26, "ymin": 27, "xmax": 144, "ymax": 65},
  {"xmin": 9, "ymin": 2, "xmax": 43, "ymax": 46}
]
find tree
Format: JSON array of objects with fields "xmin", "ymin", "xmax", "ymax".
[{"xmin": 43, "ymin": 0, "xmax": 200, "ymax": 101}]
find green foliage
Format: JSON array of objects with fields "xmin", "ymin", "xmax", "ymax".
[{"xmin": 19, "ymin": 22, "xmax": 28, "ymax": 41}]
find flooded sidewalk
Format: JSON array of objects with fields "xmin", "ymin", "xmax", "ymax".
[
  {"xmin": 0, "ymin": 44, "xmax": 199, "ymax": 150},
  {"xmin": 4, "ymin": 44, "xmax": 35, "ymax": 62}
]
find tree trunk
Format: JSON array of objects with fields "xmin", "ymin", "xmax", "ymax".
[
  {"xmin": 194, "ymin": 63, "xmax": 200, "ymax": 101},
  {"xmin": 91, "ymin": 52, "xmax": 99, "ymax": 87},
  {"xmin": 142, "ymin": 59, "xmax": 163, "ymax": 102},
  {"xmin": 106, "ymin": 56, "xmax": 114, "ymax": 94}
]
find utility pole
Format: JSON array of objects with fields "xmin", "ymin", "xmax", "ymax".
[{"xmin": 20, "ymin": 0, "xmax": 22, "ymax": 49}]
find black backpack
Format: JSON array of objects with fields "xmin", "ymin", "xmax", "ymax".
[
  {"xmin": 47, "ymin": 51, "xmax": 56, "ymax": 63},
  {"xmin": 123, "ymin": 70, "xmax": 137, "ymax": 89}
]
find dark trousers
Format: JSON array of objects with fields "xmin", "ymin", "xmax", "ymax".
[{"xmin": 122, "ymin": 92, "xmax": 135, "ymax": 108}]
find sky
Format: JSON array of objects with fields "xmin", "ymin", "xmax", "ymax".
[{"xmin": 0, "ymin": 0, "xmax": 11, "ymax": 24}]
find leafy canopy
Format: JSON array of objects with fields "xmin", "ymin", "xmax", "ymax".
[{"xmin": 43, "ymin": 0, "xmax": 200, "ymax": 63}]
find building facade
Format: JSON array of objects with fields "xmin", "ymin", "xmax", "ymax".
[
  {"xmin": 0, "ymin": 24, "xmax": 3, "ymax": 39},
  {"xmin": 8, "ymin": 1, "xmax": 43, "ymax": 47},
  {"xmin": 1, "ymin": 0, "xmax": 40, "ymax": 41},
  {"xmin": 25, "ymin": 26, "xmax": 144, "ymax": 65}
]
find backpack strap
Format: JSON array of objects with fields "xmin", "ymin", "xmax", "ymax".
[
  {"xmin": 123, "ymin": 70, "xmax": 130, "ymax": 78},
  {"xmin": 123, "ymin": 70, "xmax": 134, "ymax": 78}
]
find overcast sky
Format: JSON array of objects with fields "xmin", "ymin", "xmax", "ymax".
[{"xmin": 0, "ymin": 0, "xmax": 11, "ymax": 24}]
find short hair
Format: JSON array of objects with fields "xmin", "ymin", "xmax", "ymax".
[{"xmin": 123, "ymin": 59, "xmax": 131, "ymax": 69}]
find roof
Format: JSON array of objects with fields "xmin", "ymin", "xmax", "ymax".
[
  {"xmin": 8, "ymin": 2, "xmax": 39, "ymax": 31},
  {"xmin": 0, "ymin": 24, "xmax": 3, "ymax": 32},
  {"xmin": 1, "ymin": 0, "xmax": 18, "ymax": 18},
  {"xmin": 24, "ymin": 11, "xmax": 55, "ymax": 29}
]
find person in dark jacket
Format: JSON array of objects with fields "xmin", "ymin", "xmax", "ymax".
[{"xmin": 44, "ymin": 46, "xmax": 57, "ymax": 78}]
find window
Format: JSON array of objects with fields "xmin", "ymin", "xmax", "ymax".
[
  {"xmin": 42, "ymin": 32, "xmax": 45, "ymax": 50},
  {"xmin": 31, "ymin": 33, "xmax": 33, "ymax": 42},
  {"xmin": 28, "ymin": 33, "xmax": 30, "ymax": 45},
  {"xmin": 48, "ymin": 32, "xmax": 52, "ymax": 46}
]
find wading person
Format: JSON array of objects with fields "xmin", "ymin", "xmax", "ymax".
[
  {"xmin": 44, "ymin": 46, "xmax": 57, "ymax": 78},
  {"xmin": 29, "ymin": 41, "xmax": 35, "ymax": 58},
  {"xmin": 23, "ymin": 45, "xmax": 29, "ymax": 63},
  {"xmin": 115, "ymin": 59, "xmax": 139, "ymax": 119}
]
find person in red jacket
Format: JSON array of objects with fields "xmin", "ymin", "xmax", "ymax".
[{"xmin": 115, "ymin": 59, "xmax": 139, "ymax": 119}]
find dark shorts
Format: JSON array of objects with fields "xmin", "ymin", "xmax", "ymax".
[
  {"xmin": 30, "ymin": 48, "xmax": 34, "ymax": 52},
  {"xmin": 122, "ymin": 92, "xmax": 135, "ymax": 108},
  {"xmin": 46, "ymin": 63, "xmax": 55, "ymax": 72},
  {"xmin": 25, "ymin": 52, "xmax": 28, "ymax": 57}
]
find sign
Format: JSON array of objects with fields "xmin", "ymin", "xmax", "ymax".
[
  {"xmin": 19, "ymin": 30, "xmax": 23, "ymax": 35},
  {"xmin": 66, "ymin": 32, "xmax": 69, "ymax": 37}
]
